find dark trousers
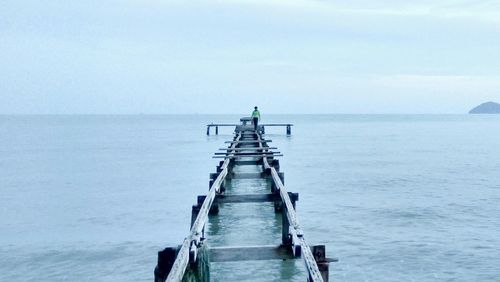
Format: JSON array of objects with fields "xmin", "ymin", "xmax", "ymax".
[{"xmin": 253, "ymin": 117, "xmax": 258, "ymax": 130}]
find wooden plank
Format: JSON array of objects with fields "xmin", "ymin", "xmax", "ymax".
[
  {"xmin": 212, "ymin": 154, "xmax": 283, "ymax": 159},
  {"xmin": 229, "ymin": 172, "xmax": 266, "ymax": 179},
  {"xmin": 214, "ymin": 152, "xmax": 280, "ymax": 156},
  {"xmin": 197, "ymin": 193, "xmax": 299, "ymax": 204},
  {"xmin": 224, "ymin": 140, "xmax": 272, "ymax": 143},
  {"xmin": 234, "ymin": 160, "xmax": 259, "ymax": 165},
  {"xmin": 209, "ymin": 245, "xmax": 294, "ymax": 262},
  {"xmin": 218, "ymin": 147, "xmax": 277, "ymax": 151},
  {"xmin": 208, "ymin": 245, "xmax": 334, "ymax": 263}
]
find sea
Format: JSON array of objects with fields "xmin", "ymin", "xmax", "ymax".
[{"xmin": 0, "ymin": 114, "xmax": 499, "ymax": 281}]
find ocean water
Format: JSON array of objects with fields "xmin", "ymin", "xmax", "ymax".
[{"xmin": 1, "ymin": 114, "xmax": 499, "ymax": 281}]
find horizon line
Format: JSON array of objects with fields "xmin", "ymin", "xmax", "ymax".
[{"xmin": 0, "ymin": 112, "xmax": 475, "ymax": 116}]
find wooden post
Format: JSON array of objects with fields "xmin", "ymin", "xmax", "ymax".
[
  {"xmin": 312, "ymin": 245, "xmax": 329, "ymax": 282},
  {"xmin": 209, "ymin": 202, "xmax": 219, "ymax": 215},
  {"xmin": 215, "ymin": 126, "xmax": 219, "ymax": 135},
  {"xmin": 271, "ymin": 183, "xmax": 282, "ymax": 212},
  {"xmin": 206, "ymin": 126, "xmax": 210, "ymax": 136},
  {"xmin": 282, "ymin": 205, "xmax": 291, "ymax": 245},
  {"xmin": 286, "ymin": 125, "xmax": 291, "ymax": 135},
  {"xmin": 154, "ymin": 247, "xmax": 178, "ymax": 282},
  {"xmin": 273, "ymin": 159, "xmax": 280, "ymax": 172},
  {"xmin": 192, "ymin": 204, "xmax": 208, "ymax": 240},
  {"xmin": 282, "ymin": 191, "xmax": 297, "ymax": 246},
  {"xmin": 191, "ymin": 205, "xmax": 201, "ymax": 228},
  {"xmin": 220, "ymin": 180, "xmax": 226, "ymax": 193},
  {"xmin": 183, "ymin": 243, "xmax": 210, "ymax": 282},
  {"xmin": 207, "ymin": 174, "xmax": 220, "ymax": 215},
  {"xmin": 209, "ymin": 173, "xmax": 218, "ymax": 188}
]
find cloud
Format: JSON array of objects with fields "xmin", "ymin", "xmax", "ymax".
[
  {"xmin": 0, "ymin": 0, "xmax": 499, "ymax": 113},
  {"xmin": 372, "ymin": 74, "xmax": 500, "ymax": 91}
]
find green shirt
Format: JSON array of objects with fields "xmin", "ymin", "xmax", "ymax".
[{"xmin": 251, "ymin": 110, "xmax": 261, "ymax": 119}]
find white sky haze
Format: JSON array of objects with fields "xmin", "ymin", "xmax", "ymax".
[{"xmin": 1, "ymin": 0, "xmax": 499, "ymax": 114}]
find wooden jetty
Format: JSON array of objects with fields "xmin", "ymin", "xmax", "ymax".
[{"xmin": 155, "ymin": 118, "xmax": 335, "ymax": 281}]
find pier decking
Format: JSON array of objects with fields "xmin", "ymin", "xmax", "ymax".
[{"xmin": 155, "ymin": 120, "xmax": 335, "ymax": 281}]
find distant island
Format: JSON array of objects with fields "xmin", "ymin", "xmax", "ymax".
[{"xmin": 469, "ymin": 101, "xmax": 500, "ymax": 114}]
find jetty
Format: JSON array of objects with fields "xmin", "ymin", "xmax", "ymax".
[{"xmin": 155, "ymin": 118, "xmax": 335, "ymax": 281}]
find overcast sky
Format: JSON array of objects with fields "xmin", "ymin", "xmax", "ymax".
[{"xmin": 1, "ymin": 0, "xmax": 499, "ymax": 114}]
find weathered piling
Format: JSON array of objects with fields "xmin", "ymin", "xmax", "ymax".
[{"xmin": 156, "ymin": 117, "xmax": 335, "ymax": 282}]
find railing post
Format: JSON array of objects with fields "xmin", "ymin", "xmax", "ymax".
[
  {"xmin": 206, "ymin": 126, "xmax": 210, "ymax": 136},
  {"xmin": 209, "ymin": 173, "xmax": 218, "ymax": 188},
  {"xmin": 286, "ymin": 125, "xmax": 291, "ymax": 135},
  {"xmin": 215, "ymin": 126, "xmax": 219, "ymax": 135}
]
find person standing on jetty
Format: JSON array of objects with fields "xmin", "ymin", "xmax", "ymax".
[{"xmin": 251, "ymin": 106, "xmax": 261, "ymax": 131}]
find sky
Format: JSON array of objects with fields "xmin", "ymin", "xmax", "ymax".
[{"xmin": 1, "ymin": 0, "xmax": 500, "ymax": 114}]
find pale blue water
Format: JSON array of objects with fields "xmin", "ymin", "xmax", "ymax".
[{"xmin": 1, "ymin": 115, "xmax": 499, "ymax": 281}]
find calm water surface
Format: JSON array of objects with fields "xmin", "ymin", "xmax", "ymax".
[{"xmin": 1, "ymin": 115, "xmax": 499, "ymax": 281}]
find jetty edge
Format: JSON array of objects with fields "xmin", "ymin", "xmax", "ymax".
[{"xmin": 154, "ymin": 117, "xmax": 336, "ymax": 282}]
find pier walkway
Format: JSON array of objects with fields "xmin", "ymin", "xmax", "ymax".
[{"xmin": 155, "ymin": 120, "xmax": 335, "ymax": 281}]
